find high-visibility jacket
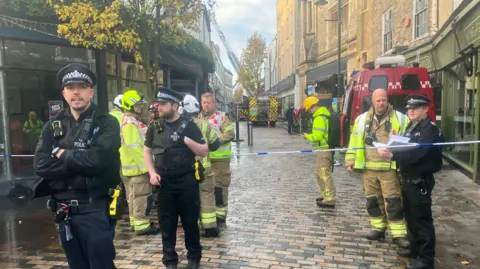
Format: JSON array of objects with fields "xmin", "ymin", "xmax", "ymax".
[
  {"xmin": 305, "ymin": 107, "xmax": 330, "ymax": 149},
  {"xmin": 109, "ymin": 107, "xmax": 124, "ymax": 126},
  {"xmin": 345, "ymin": 106, "xmax": 409, "ymax": 170},
  {"xmin": 200, "ymin": 111, "xmax": 234, "ymax": 160},
  {"xmin": 194, "ymin": 118, "xmax": 218, "ymax": 168},
  {"xmin": 120, "ymin": 112, "xmax": 148, "ymax": 176},
  {"xmin": 23, "ymin": 119, "xmax": 43, "ymax": 136}
]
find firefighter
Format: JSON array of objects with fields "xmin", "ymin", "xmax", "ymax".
[
  {"xmin": 180, "ymin": 94, "xmax": 221, "ymax": 237},
  {"xmin": 198, "ymin": 92, "xmax": 234, "ymax": 224},
  {"xmin": 109, "ymin": 94, "xmax": 124, "ymax": 124},
  {"xmin": 144, "ymin": 87, "xmax": 208, "ymax": 269},
  {"xmin": 345, "ymin": 88, "xmax": 410, "ymax": 248},
  {"xmin": 34, "ymin": 63, "xmax": 120, "ymax": 268},
  {"xmin": 302, "ymin": 96, "xmax": 336, "ymax": 208},
  {"xmin": 120, "ymin": 90, "xmax": 159, "ymax": 235},
  {"xmin": 378, "ymin": 94, "xmax": 443, "ymax": 269}
]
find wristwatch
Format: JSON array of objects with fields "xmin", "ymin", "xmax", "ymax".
[{"xmin": 52, "ymin": 147, "xmax": 61, "ymax": 159}]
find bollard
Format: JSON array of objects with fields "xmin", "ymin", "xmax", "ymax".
[
  {"xmin": 247, "ymin": 121, "xmax": 253, "ymax": 146},
  {"xmin": 232, "ymin": 104, "xmax": 244, "ymax": 142}
]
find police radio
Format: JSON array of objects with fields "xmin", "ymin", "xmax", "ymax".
[{"xmin": 51, "ymin": 120, "xmax": 63, "ymax": 138}]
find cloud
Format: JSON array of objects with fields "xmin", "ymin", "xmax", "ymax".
[{"xmin": 210, "ymin": 0, "xmax": 276, "ymax": 81}]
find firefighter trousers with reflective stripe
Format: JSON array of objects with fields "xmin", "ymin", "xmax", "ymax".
[
  {"xmin": 363, "ymin": 170, "xmax": 407, "ymax": 238},
  {"xmin": 315, "ymin": 151, "xmax": 336, "ymax": 204},
  {"xmin": 212, "ymin": 159, "xmax": 231, "ymax": 221},
  {"xmin": 199, "ymin": 168, "xmax": 217, "ymax": 229},
  {"xmin": 57, "ymin": 210, "xmax": 116, "ymax": 269},
  {"xmin": 122, "ymin": 173, "xmax": 152, "ymax": 232}
]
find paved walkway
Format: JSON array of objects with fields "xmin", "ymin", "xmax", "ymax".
[{"xmin": 1, "ymin": 122, "xmax": 479, "ymax": 269}]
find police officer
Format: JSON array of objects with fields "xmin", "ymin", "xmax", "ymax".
[
  {"xmin": 34, "ymin": 63, "xmax": 121, "ymax": 269},
  {"xmin": 378, "ymin": 94, "xmax": 443, "ymax": 269},
  {"xmin": 143, "ymin": 87, "xmax": 208, "ymax": 269}
]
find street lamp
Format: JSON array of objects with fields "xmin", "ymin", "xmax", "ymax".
[{"xmin": 316, "ymin": 0, "xmax": 343, "ymax": 105}]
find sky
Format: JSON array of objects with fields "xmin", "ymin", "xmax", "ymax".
[{"xmin": 210, "ymin": 0, "xmax": 276, "ymax": 83}]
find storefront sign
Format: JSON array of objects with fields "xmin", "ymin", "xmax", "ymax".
[{"xmin": 48, "ymin": 100, "xmax": 63, "ymax": 119}]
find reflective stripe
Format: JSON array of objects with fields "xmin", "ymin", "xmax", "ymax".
[
  {"xmin": 134, "ymin": 219, "xmax": 151, "ymax": 232},
  {"xmin": 369, "ymin": 217, "xmax": 387, "ymax": 230},
  {"xmin": 122, "ymin": 164, "xmax": 146, "ymax": 171},
  {"xmin": 389, "ymin": 222, "xmax": 408, "ymax": 237},
  {"xmin": 201, "ymin": 212, "xmax": 217, "ymax": 224},
  {"xmin": 126, "ymin": 142, "xmax": 143, "ymax": 149},
  {"xmin": 365, "ymin": 162, "xmax": 393, "ymax": 169},
  {"xmin": 216, "ymin": 206, "xmax": 227, "ymax": 217}
]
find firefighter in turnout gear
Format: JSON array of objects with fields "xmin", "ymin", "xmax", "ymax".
[
  {"xmin": 180, "ymin": 94, "xmax": 221, "ymax": 237},
  {"xmin": 345, "ymin": 88, "xmax": 410, "ymax": 248},
  {"xmin": 109, "ymin": 94, "xmax": 124, "ymax": 125},
  {"xmin": 198, "ymin": 92, "xmax": 235, "ymax": 224},
  {"xmin": 144, "ymin": 87, "xmax": 208, "ymax": 269},
  {"xmin": 120, "ymin": 90, "xmax": 159, "ymax": 235},
  {"xmin": 302, "ymin": 97, "xmax": 336, "ymax": 208},
  {"xmin": 34, "ymin": 63, "xmax": 120, "ymax": 268},
  {"xmin": 378, "ymin": 94, "xmax": 443, "ymax": 269}
]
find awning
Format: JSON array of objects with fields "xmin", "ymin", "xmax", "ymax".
[
  {"xmin": 157, "ymin": 50, "xmax": 205, "ymax": 79},
  {"xmin": 306, "ymin": 58, "xmax": 347, "ymax": 84},
  {"xmin": 270, "ymin": 74, "xmax": 295, "ymax": 93}
]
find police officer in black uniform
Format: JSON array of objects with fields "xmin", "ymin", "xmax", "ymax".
[
  {"xmin": 378, "ymin": 94, "xmax": 443, "ymax": 269},
  {"xmin": 143, "ymin": 87, "xmax": 208, "ymax": 269},
  {"xmin": 34, "ymin": 63, "xmax": 121, "ymax": 269}
]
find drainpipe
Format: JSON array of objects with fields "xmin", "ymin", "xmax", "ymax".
[{"xmin": 0, "ymin": 40, "xmax": 12, "ymax": 180}]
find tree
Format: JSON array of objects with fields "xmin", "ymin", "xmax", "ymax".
[
  {"xmin": 236, "ymin": 32, "xmax": 266, "ymax": 97},
  {"xmin": 232, "ymin": 87, "xmax": 244, "ymax": 102},
  {"xmin": 46, "ymin": 0, "xmax": 214, "ymax": 99}
]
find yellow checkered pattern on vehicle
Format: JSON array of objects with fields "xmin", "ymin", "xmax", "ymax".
[
  {"xmin": 249, "ymin": 96, "xmax": 257, "ymax": 121},
  {"xmin": 269, "ymin": 97, "xmax": 277, "ymax": 121}
]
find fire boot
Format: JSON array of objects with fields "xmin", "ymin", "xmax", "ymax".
[
  {"xmin": 204, "ymin": 227, "xmax": 220, "ymax": 238},
  {"xmin": 366, "ymin": 230, "xmax": 385, "ymax": 241},
  {"xmin": 397, "ymin": 249, "xmax": 417, "ymax": 258},
  {"xmin": 393, "ymin": 237, "xmax": 410, "ymax": 248},
  {"xmin": 407, "ymin": 258, "xmax": 434, "ymax": 269}
]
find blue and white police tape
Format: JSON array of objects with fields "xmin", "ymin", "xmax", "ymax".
[
  {"xmin": 231, "ymin": 140, "xmax": 480, "ymax": 157},
  {"xmin": 1, "ymin": 140, "xmax": 480, "ymax": 158}
]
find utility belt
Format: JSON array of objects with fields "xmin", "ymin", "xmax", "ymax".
[
  {"xmin": 158, "ymin": 161, "xmax": 205, "ymax": 183},
  {"xmin": 400, "ymin": 173, "xmax": 434, "ymax": 195}
]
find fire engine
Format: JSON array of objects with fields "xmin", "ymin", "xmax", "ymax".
[
  {"xmin": 341, "ymin": 55, "xmax": 436, "ymax": 147},
  {"xmin": 248, "ymin": 95, "xmax": 279, "ymax": 126}
]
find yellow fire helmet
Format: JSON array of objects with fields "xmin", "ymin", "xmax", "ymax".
[
  {"xmin": 303, "ymin": 96, "xmax": 319, "ymax": 111},
  {"xmin": 122, "ymin": 90, "xmax": 147, "ymax": 111}
]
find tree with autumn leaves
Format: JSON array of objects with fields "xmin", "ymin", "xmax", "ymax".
[
  {"xmin": 236, "ymin": 32, "xmax": 267, "ymax": 97},
  {"xmin": 41, "ymin": 0, "xmax": 214, "ymax": 98}
]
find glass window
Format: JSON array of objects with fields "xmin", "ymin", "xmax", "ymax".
[
  {"xmin": 383, "ymin": 10, "xmax": 393, "ymax": 53},
  {"xmin": 415, "ymin": 0, "xmax": 428, "ymax": 38},
  {"xmin": 106, "ymin": 52, "xmax": 117, "ymax": 76},
  {"xmin": 6, "ymin": 70, "xmax": 64, "ymax": 177},
  {"xmin": 122, "ymin": 80, "xmax": 147, "ymax": 97},
  {"xmin": 121, "ymin": 61, "xmax": 146, "ymax": 82},
  {"xmin": 369, "ymin": 75, "xmax": 388, "ymax": 92},
  {"xmin": 107, "ymin": 79, "xmax": 119, "ymax": 111},
  {"xmin": 4, "ymin": 40, "xmax": 95, "ymax": 71},
  {"xmin": 401, "ymin": 74, "xmax": 421, "ymax": 90}
]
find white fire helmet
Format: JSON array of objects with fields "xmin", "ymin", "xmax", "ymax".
[{"xmin": 179, "ymin": 94, "xmax": 200, "ymax": 115}]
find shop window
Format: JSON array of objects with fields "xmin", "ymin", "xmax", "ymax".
[
  {"xmin": 4, "ymin": 40, "xmax": 95, "ymax": 71},
  {"xmin": 121, "ymin": 61, "xmax": 147, "ymax": 82},
  {"xmin": 401, "ymin": 74, "xmax": 421, "ymax": 90},
  {"xmin": 369, "ymin": 75, "xmax": 388, "ymax": 92},
  {"xmin": 6, "ymin": 70, "xmax": 64, "ymax": 177}
]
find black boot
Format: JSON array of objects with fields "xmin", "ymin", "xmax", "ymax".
[
  {"xmin": 407, "ymin": 258, "xmax": 433, "ymax": 269},
  {"xmin": 366, "ymin": 230, "xmax": 385, "ymax": 241},
  {"xmin": 204, "ymin": 227, "xmax": 220, "ymax": 238},
  {"xmin": 397, "ymin": 249, "xmax": 417, "ymax": 258},
  {"xmin": 185, "ymin": 260, "xmax": 200, "ymax": 269},
  {"xmin": 165, "ymin": 263, "xmax": 178, "ymax": 269}
]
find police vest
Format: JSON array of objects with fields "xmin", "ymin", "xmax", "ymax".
[
  {"xmin": 49, "ymin": 109, "xmax": 115, "ymax": 200},
  {"xmin": 151, "ymin": 116, "xmax": 196, "ymax": 178}
]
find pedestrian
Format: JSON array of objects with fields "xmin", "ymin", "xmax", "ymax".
[
  {"xmin": 180, "ymin": 94, "xmax": 221, "ymax": 237},
  {"xmin": 302, "ymin": 96, "xmax": 336, "ymax": 208},
  {"xmin": 34, "ymin": 62, "xmax": 120, "ymax": 269},
  {"xmin": 198, "ymin": 92, "xmax": 234, "ymax": 225},
  {"xmin": 143, "ymin": 87, "xmax": 208, "ymax": 269},
  {"xmin": 285, "ymin": 104, "xmax": 294, "ymax": 135},
  {"xmin": 377, "ymin": 94, "xmax": 443, "ymax": 269},
  {"xmin": 120, "ymin": 90, "xmax": 159, "ymax": 235},
  {"xmin": 345, "ymin": 88, "xmax": 410, "ymax": 248}
]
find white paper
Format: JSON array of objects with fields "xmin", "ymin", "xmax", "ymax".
[{"xmin": 372, "ymin": 135, "xmax": 418, "ymax": 152}]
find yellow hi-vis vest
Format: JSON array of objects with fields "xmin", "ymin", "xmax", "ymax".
[
  {"xmin": 207, "ymin": 111, "xmax": 233, "ymax": 160},
  {"xmin": 109, "ymin": 107, "xmax": 124, "ymax": 126},
  {"xmin": 194, "ymin": 118, "xmax": 218, "ymax": 168},
  {"xmin": 305, "ymin": 107, "xmax": 330, "ymax": 149},
  {"xmin": 345, "ymin": 110, "xmax": 409, "ymax": 170},
  {"xmin": 120, "ymin": 113, "xmax": 148, "ymax": 176}
]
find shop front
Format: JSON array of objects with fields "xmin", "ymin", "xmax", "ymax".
[
  {"xmin": 271, "ymin": 74, "xmax": 295, "ymax": 118},
  {"xmin": 404, "ymin": 0, "xmax": 480, "ymax": 180}
]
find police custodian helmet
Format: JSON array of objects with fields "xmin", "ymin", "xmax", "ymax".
[
  {"xmin": 405, "ymin": 94, "xmax": 430, "ymax": 109},
  {"xmin": 57, "ymin": 63, "xmax": 97, "ymax": 88}
]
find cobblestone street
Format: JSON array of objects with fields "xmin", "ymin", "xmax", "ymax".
[{"xmin": 1, "ymin": 122, "xmax": 480, "ymax": 269}]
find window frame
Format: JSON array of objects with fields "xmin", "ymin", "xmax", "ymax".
[
  {"xmin": 382, "ymin": 9, "xmax": 393, "ymax": 54},
  {"xmin": 413, "ymin": 0, "xmax": 428, "ymax": 39}
]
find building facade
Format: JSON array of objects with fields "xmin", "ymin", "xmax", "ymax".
[
  {"xmin": 264, "ymin": 36, "xmax": 278, "ymax": 92},
  {"xmin": 210, "ymin": 42, "xmax": 234, "ymax": 112}
]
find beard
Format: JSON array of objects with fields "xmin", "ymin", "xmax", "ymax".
[{"xmin": 161, "ymin": 108, "xmax": 176, "ymax": 120}]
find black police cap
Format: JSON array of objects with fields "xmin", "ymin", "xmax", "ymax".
[
  {"xmin": 57, "ymin": 63, "xmax": 97, "ymax": 88},
  {"xmin": 154, "ymin": 87, "xmax": 184, "ymax": 104},
  {"xmin": 405, "ymin": 94, "xmax": 430, "ymax": 109}
]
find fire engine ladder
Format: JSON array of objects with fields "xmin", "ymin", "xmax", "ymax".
[{"xmin": 211, "ymin": 14, "xmax": 241, "ymax": 74}]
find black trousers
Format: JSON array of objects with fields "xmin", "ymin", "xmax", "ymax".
[
  {"xmin": 287, "ymin": 120, "xmax": 293, "ymax": 134},
  {"xmin": 158, "ymin": 173, "xmax": 201, "ymax": 265},
  {"xmin": 57, "ymin": 210, "xmax": 116, "ymax": 269},
  {"xmin": 402, "ymin": 175, "xmax": 436, "ymax": 266}
]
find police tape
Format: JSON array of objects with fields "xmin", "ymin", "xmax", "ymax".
[{"xmin": 1, "ymin": 140, "xmax": 480, "ymax": 158}]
